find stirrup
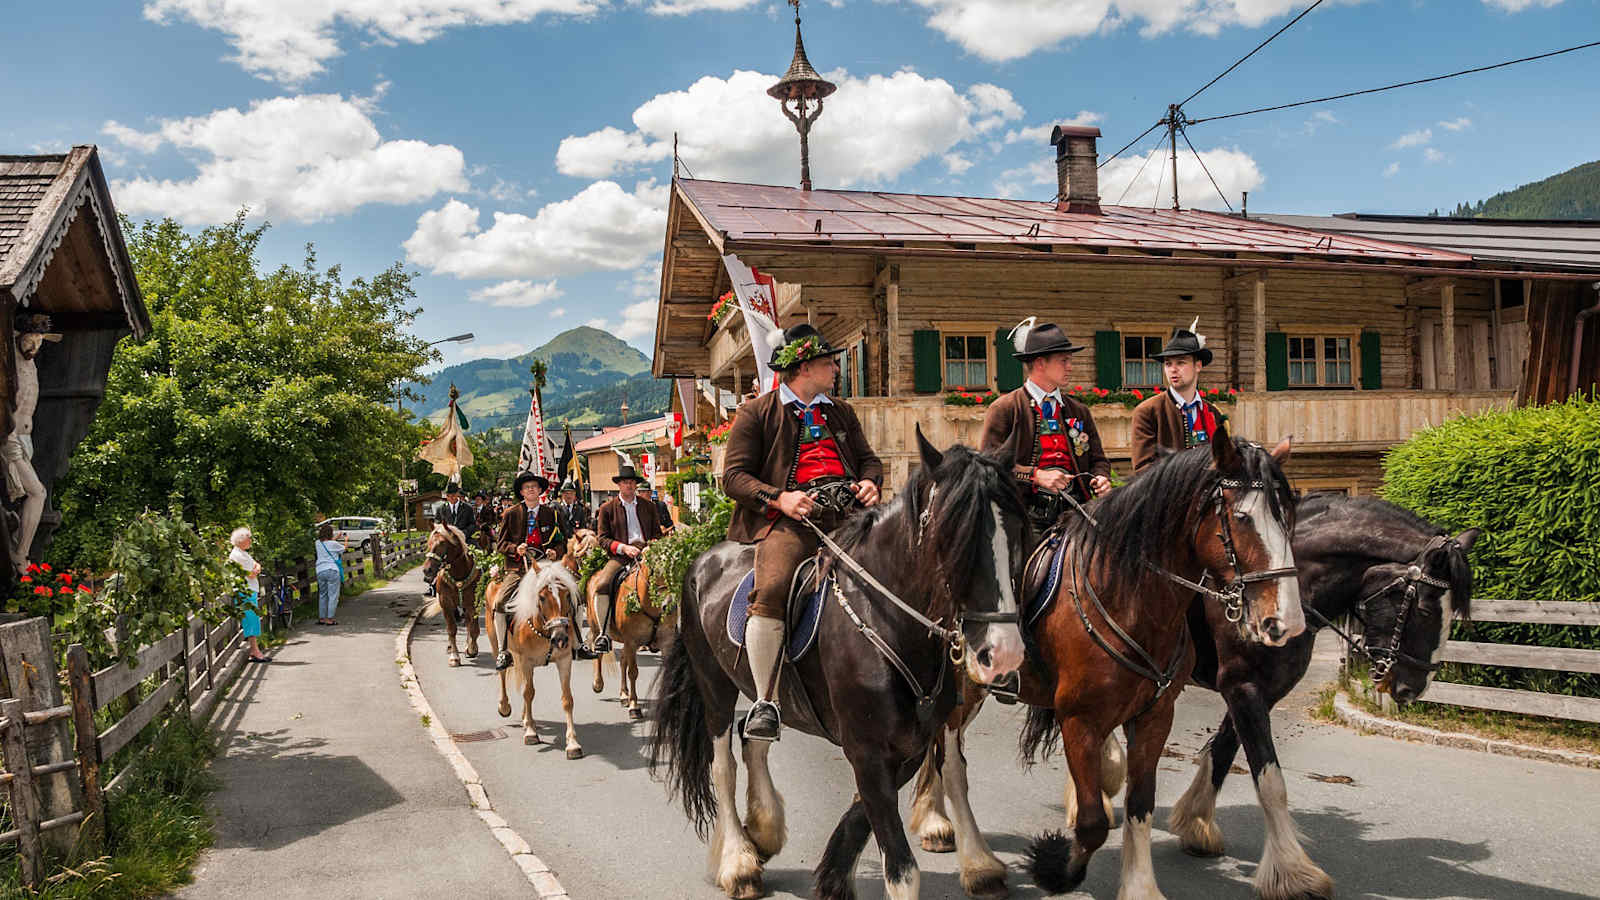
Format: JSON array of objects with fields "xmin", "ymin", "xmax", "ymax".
[
  {"xmin": 742, "ymin": 700, "xmax": 781, "ymax": 742},
  {"xmin": 572, "ymin": 643, "xmax": 600, "ymax": 660},
  {"xmin": 591, "ymin": 634, "xmax": 613, "ymax": 654}
]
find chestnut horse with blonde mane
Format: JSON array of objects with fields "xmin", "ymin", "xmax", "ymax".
[
  {"xmin": 586, "ymin": 553, "xmax": 678, "ymax": 721},
  {"xmin": 484, "ymin": 559, "xmax": 587, "ymax": 757}
]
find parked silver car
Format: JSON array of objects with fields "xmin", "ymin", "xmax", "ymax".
[{"xmin": 315, "ymin": 516, "xmax": 387, "ymax": 551}]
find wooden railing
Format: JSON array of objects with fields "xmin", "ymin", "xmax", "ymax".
[
  {"xmin": 1225, "ymin": 389, "xmax": 1513, "ymax": 450},
  {"xmin": 1419, "ymin": 599, "xmax": 1600, "ymax": 724}
]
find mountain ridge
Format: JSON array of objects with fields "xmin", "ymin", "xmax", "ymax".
[{"xmin": 1446, "ymin": 160, "xmax": 1600, "ymax": 220}]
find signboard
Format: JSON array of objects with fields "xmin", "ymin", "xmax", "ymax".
[
  {"xmin": 683, "ymin": 480, "xmax": 701, "ymax": 514},
  {"xmin": 398, "ymin": 479, "xmax": 418, "ymax": 495}
]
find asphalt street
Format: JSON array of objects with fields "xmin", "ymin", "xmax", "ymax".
[{"xmin": 410, "ymin": 591, "xmax": 1600, "ymax": 900}]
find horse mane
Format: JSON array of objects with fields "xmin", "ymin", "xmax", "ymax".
[
  {"xmin": 514, "ymin": 561, "xmax": 581, "ymax": 623},
  {"xmin": 432, "ymin": 523, "xmax": 468, "ymax": 552},
  {"xmin": 1296, "ymin": 493, "xmax": 1474, "ymax": 616}
]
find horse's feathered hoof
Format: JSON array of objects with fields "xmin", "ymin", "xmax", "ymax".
[
  {"xmin": 565, "ymin": 746, "xmax": 584, "ymax": 760},
  {"xmin": 447, "ymin": 656, "xmax": 461, "ymax": 668},
  {"xmin": 960, "ymin": 861, "xmax": 1008, "ymax": 898},
  {"xmin": 628, "ymin": 706, "xmax": 645, "ymax": 721},
  {"xmin": 497, "ymin": 701, "xmax": 512, "ymax": 717},
  {"xmin": 919, "ymin": 830, "xmax": 955, "ymax": 853},
  {"xmin": 524, "ymin": 732, "xmax": 541, "ymax": 745},
  {"xmin": 1025, "ymin": 830, "xmax": 1080, "ymax": 895}
]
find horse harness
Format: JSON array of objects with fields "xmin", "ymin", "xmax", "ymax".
[
  {"xmin": 426, "ymin": 538, "xmax": 479, "ymax": 599},
  {"xmin": 1306, "ymin": 534, "xmax": 1456, "ymax": 684}
]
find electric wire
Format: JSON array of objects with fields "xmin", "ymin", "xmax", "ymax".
[
  {"xmin": 1113, "ymin": 129, "xmax": 1167, "ymax": 206},
  {"xmin": 1150, "ymin": 139, "xmax": 1167, "ymax": 211},
  {"xmin": 1180, "ymin": 123, "xmax": 1234, "ymax": 212},
  {"xmin": 1098, "ymin": 119, "xmax": 1166, "ymax": 170},
  {"xmin": 1189, "ymin": 38, "xmax": 1600, "ymax": 125},
  {"xmin": 1181, "ymin": 0, "xmax": 1327, "ymax": 107}
]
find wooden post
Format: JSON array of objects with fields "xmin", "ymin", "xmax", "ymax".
[
  {"xmin": 885, "ymin": 267, "xmax": 902, "ymax": 397},
  {"xmin": 203, "ymin": 619, "xmax": 216, "ymax": 693},
  {"xmin": 1442, "ymin": 279, "xmax": 1457, "ymax": 390},
  {"xmin": 1, "ymin": 697, "xmax": 44, "ymax": 887},
  {"xmin": 63, "ymin": 644, "xmax": 105, "ymax": 853},
  {"xmin": 1253, "ymin": 273, "xmax": 1268, "ymax": 392},
  {"xmin": 371, "ymin": 535, "xmax": 386, "ymax": 580},
  {"xmin": 0, "ymin": 618, "xmax": 81, "ymax": 854}
]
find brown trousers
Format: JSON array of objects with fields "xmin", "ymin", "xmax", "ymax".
[{"xmin": 750, "ymin": 512, "xmax": 839, "ymax": 620}]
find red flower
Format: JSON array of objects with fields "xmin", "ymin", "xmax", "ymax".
[
  {"xmin": 39, "ymin": 564, "xmax": 51, "ymax": 573},
  {"xmin": 77, "ymin": 585, "xmax": 92, "ymax": 594},
  {"xmin": 58, "ymin": 572, "xmax": 73, "ymax": 584},
  {"xmin": 57, "ymin": 587, "xmax": 72, "ymax": 596},
  {"xmin": 32, "ymin": 586, "xmax": 50, "ymax": 596},
  {"xmin": 18, "ymin": 575, "xmax": 31, "ymax": 584},
  {"xmin": 1228, "ymin": 387, "xmax": 1238, "ymax": 395},
  {"xmin": 1131, "ymin": 389, "xmax": 1145, "ymax": 400},
  {"xmin": 25, "ymin": 563, "xmax": 41, "ymax": 575}
]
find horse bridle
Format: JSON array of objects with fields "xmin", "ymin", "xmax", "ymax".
[
  {"xmin": 1206, "ymin": 477, "xmax": 1300, "ymax": 627},
  {"xmin": 1310, "ymin": 534, "xmax": 1456, "ymax": 685},
  {"xmin": 425, "ymin": 536, "xmax": 477, "ymax": 597}
]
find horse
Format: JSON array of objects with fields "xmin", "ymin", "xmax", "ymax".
[
  {"xmin": 649, "ymin": 430, "xmax": 1029, "ymax": 900},
  {"xmin": 421, "ymin": 524, "xmax": 480, "ymax": 667},
  {"xmin": 484, "ymin": 559, "xmax": 587, "ymax": 757},
  {"xmin": 563, "ymin": 527, "xmax": 600, "ymax": 576},
  {"xmin": 588, "ymin": 553, "xmax": 677, "ymax": 721},
  {"xmin": 1166, "ymin": 492, "xmax": 1479, "ymax": 900},
  {"xmin": 980, "ymin": 435, "xmax": 1303, "ymax": 899}
]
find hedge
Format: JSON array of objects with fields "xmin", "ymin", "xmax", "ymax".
[{"xmin": 1383, "ymin": 394, "xmax": 1600, "ymax": 697}]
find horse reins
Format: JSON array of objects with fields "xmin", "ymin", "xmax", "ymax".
[
  {"xmin": 425, "ymin": 535, "xmax": 479, "ymax": 598},
  {"xmin": 1308, "ymin": 534, "xmax": 1456, "ymax": 684}
]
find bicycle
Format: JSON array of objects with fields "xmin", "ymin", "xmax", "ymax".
[{"xmin": 264, "ymin": 574, "xmax": 296, "ymax": 632}]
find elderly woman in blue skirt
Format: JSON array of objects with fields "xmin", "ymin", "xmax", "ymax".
[{"xmin": 229, "ymin": 526, "xmax": 271, "ymax": 663}]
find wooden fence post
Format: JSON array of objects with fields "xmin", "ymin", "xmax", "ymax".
[
  {"xmin": 0, "ymin": 618, "xmax": 81, "ymax": 855},
  {"xmin": 63, "ymin": 644, "xmax": 106, "ymax": 854},
  {"xmin": 371, "ymin": 534, "xmax": 386, "ymax": 580},
  {"xmin": 1, "ymin": 697, "xmax": 44, "ymax": 887}
]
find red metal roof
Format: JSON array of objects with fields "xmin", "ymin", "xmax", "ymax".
[
  {"xmin": 573, "ymin": 416, "xmax": 674, "ymax": 453},
  {"xmin": 677, "ymin": 179, "xmax": 1473, "ymax": 263}
]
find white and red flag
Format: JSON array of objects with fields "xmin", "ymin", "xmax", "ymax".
[
  {"xmin": 517, "ymin": 388, "xmax": 556, "ymax": 479},
  {"xmin": 721, "ymin": 253, "xmax": 781, "ymax": 395}
]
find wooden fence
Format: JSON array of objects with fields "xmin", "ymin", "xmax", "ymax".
[
  {"xmin": 1420, "ymin": 599, "xmax": 1600, "ymax": 724},
  {"xmin": 0, "ymin": 533, "xmax": 428, "ymax": 887}
]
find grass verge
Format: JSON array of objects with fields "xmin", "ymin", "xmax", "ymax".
[
  {"xmin": 1, "ymin": 717, "xmax": 218, "ymax": 898},
  {"xmin": 1318, "ymin": 665, "xmax": 1600, "ymax": 754}
]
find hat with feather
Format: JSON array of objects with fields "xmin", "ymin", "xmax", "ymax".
[
  {"xmin": 1008, "ymin": 317, "xmax": 1086, "ymax": 361},
  {"xmin": 1152, "ymin": 317, "xmax": 1213, "ymax": 366},
  {"xmin": 766, "ymin": 323, "xmax": 846, "ymax": 371}
]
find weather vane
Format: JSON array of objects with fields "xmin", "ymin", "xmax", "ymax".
[{"xmin": 768, "ymin": 0, "xmax": 835, "ymax": 192}]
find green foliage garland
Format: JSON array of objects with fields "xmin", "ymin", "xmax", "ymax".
[
  {"xmin": 1383, "ymin": 395, "xmax": 1600, "ymax": 697},
  {"xmin": 642, "ymin": 487, "xmax": 734, "ymax": 613}
]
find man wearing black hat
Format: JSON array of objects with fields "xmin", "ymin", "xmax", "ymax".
[
  {"xmin": 439, "ymin": 484, "xmax": 477, "ymax": 543},
  {"xmin": 981, "ymin": 318, "xmax": 1113, "ymax": 535},
  {"xmin": 589, "ymin": 464, "xmax": 664, "ymax": 656},
  {"xmin": 722, "ymin": 324, "xmax": 884, "ymax": 741},
  {"xmin": 1131, "ymin": 318, "xmax": 1228, "ymax": 472},
  {"xmin": 492, "ymin": 471, "xmax": 595, "ymax": 670},
  {"xmin": 555, "ymin": 480, "xmax": 590, "ymax": 533},
  {"xmin": 473, "ymin": 491, "xmax": 497, "ymax": 550}
]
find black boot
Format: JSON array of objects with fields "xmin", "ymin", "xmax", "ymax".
[
  {"xmin": 495, "ymin": 651, "xmax": 513, "ymax": 671},
  {"xmin": 743, "ymin": 701, "xmax": 781, "ymax": 742}
]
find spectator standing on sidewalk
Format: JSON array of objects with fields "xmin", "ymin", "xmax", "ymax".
[
  {"xmin": 229, "ymin": 527, "xmax": 271, "ymax": 663},
  {"xmin": 314, "ymin": 523, "xmax": 348, "ymax": 625}
]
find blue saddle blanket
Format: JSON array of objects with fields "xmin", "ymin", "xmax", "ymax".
[
  {"xmin": 727, "ymin": 566, "xmax": 828, "ymax": 661},
  {"xmin": 1023, "ymin": 534, "xmax": 1069, "ymax": 629}
]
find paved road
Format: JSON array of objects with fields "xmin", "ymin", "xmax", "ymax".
[{"xmin": 411, "ymin": 589, "xmax": 1600, "ymax": 900}]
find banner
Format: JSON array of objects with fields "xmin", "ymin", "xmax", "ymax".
[
  {"xmin": 721, "ymin": 253, "xmax": 780, "ymax": 395},
  {"xmin": 417, "ymin": 392, "xmax": 474, "ymax": 482},
  {"xmin": 555, "ymin": 427, "xmax": 574, "ymax": 487},
  {"xmin": 517, "ymin": 389, "xmax": 556, "ymax": 478}
]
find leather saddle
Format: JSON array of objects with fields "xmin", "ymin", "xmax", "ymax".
[
  {"xmin": 1021, "ymin": 529, "xmax": 1070, "ymax": 628},
  {"xmin": 727, "ymin": 556, "xmax": 830, "ymax": 661}
]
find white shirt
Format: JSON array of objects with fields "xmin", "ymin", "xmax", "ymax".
[
  {"xmin": 619, "ymin": 497, "xmax": 644, "ymax": 544},
  {"xmin": 1023, "ymin": 379, "xmax": 1063, "ymax": 407},
  {"xmin": 778, "ymin": 383, "xmax": 834, "ymax": 410},
  {"xmin": 1169, "ymin": 386, "xmax": 1204, "ymax": 429},
  {"xmin": 229, "ymin": 546, "xmax": 260, "ymax": 594}
]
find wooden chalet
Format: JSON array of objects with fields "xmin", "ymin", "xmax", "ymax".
[
  {"xmin": 652, "ymin": 127, "xmax": 1600, "ymax": 494},
  {"xmin": 0, "ymin": 146, "xmax": 149, "ymax": 569}
]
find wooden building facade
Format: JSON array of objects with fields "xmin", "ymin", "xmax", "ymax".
[{"xmin": 652, "ymin": 128, "xmax": 1599, "ymax": 494}]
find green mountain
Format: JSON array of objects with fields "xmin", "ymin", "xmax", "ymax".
[
  {"xmin": 407, "ymin": 326, "xmax": 669, "ymax": 430},
  {"xmin": 1446, "ymin": 160, "xmax": 1600, "ymax": 219}
]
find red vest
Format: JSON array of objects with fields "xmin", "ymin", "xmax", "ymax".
[
  {"xmin": 1034, "ymin": 400, "xmax": 1078, "ymax": 474},
  {"xmin": 794, "ymin": 404, "xmax": 847, "ymax": 484}
]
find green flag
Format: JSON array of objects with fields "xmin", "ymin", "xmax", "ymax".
[{"xmin": 456, "ymin": 406, "xmax": 470, "ymax": 431}]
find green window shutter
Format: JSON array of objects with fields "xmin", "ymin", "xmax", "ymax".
[
  {"xmin": 1359, "ymin": 330, "xmax": 1382, "ymax": 390},
  {"xmin": 994, "ymin": 329, "xmax": 1024, "ymax": 392},
  {"xmin": 1093, "ymin": 330, "xmax": 1122, "ymax": 390},
  {"xmin": 1265, "ymin": 331, "xmax": 1289, "ymax": 392},
  {"xmin": 912, "ymin": 329, "xmax": 942, "ymax": 393}
]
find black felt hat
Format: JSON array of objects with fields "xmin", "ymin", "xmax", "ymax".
[
  {"xmin": 513, "ymin": 471, "xmax": 550, "ymax": 495},
  {"xmin": 765, "ymin": 323, "xmax": 846, "ymax": 371},
  {"xmin": 612, "ymin": 465, "xmax": 643, "ymax": 484},
  {"xmin": 1009, "ymin": 318, "xmax": 1087, "ymax": 360},
  {"xmin": 1152, "ymin": 318, "xmax": 1214, "ymax": 366}
]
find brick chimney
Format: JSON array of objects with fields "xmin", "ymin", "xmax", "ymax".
[{"xmin": 1051, "ymin": 125, "xmax": 1101, "ymax": 214}]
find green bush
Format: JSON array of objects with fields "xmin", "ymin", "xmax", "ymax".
[
  {"xmin": 1383, "ymin": 394, "xmax": 1600, "ymax": 697},
  {"xmin": 642, "ymin": 487, "xmax": 734, "ymax": 612}
]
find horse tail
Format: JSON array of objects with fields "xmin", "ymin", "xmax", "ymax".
[
  {"xmin": 1024, "ymin": 829, "xmax": 1079, "ymax": 894},
  {"xmin": 1017, "ymin": 703, "xmax": 1060, "ymax": 767},
  {"xmin": 647, "ymin": 629, "xmax": 715, "ymax": 839}
]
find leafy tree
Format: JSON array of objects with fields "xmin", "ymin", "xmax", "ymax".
[{"xmin": 50, "ymin": 215, "xmax": 435, "ymax": 569}]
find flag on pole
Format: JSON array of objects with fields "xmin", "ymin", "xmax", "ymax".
[
  {"xmin": 556, "ymin": 427, "xmax": 574, "ymax": 486},
  {"xmin": 517, "ymin": 388, "xmax": 556, "ymax": 478},
  {"xmin": 721, "ymin": 253, "xmax": 780, "ymax": 395},
  {"xmin": 417, "ymin": 386, "xmax": 474, "ymax": 482}
]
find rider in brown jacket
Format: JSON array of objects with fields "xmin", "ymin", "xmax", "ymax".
[
  {"xmin": 587, "ymin": 464, "xmax": 664, "ymax": 655},
  {"xmin": 721, "ymin": 324, "xmax": 883, "ymax": 740},
  {"xmin": 1129, "ymin": 319, "xmax": 1228, "ymax": 473},
  {"xmin": 492, "ymin": 472, "xmax": 595, "ymax": 670}
]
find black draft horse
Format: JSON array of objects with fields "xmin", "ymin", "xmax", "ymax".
[
  {"xmin": 649, "ymin": 431, "xmax": 1029, "ymax": 900},
  {"xmin": 1169, "ymin": 492, "xmax": 1479, "ymax": 899}
]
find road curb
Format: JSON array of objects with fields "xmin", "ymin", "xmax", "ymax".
[
  {"xmin": 1332, "ymin": 692, "xmax": 1600, "ymax": 770},
  {"xmin": 397, "ymin": 599, "xmax": 572, "ymax": 898}
]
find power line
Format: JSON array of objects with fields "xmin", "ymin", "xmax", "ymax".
[
  {"xmin": 1181, "ymin": 0, "xmax": 1326, "ymax": 107},
  {"xmin": 1113, "ymin": 129, "xmax": 1167, "ymax": 205},
  {"xmin": 1098, "ymin": 119, "xmax": 1165, "ymax": 170},
  {"xmin": 1180, "ymin": 123, "xmax": 1234, "ymax": 212},
  {"xmin": 1189, "ymin": 38, "xmax": 1600, "ymax": 125}
]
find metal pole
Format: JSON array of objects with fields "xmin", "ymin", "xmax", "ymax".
[{"xmin": 1169, "ymin": 105, "xmax": 1181, "ymax": 211}]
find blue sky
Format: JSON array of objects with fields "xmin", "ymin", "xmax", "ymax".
[{"xmin": 4, "ymin": 0, "xmax": 1597, "ymax": 365}]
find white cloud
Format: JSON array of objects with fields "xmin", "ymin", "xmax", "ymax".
[
  {"xmin": 549, "ymin": 306, "xmax": 568, "ymax": 317},
  {"xmin": 556, "ymin": 69, "xmax": 1025, "ymax": 187},
  {"xmin": 647, "ymin": 0, "xmax": 759, "ymax": 14},
  {"xmin": 1423, "ymin": 147, "xmax": 1446, "ymax": 164},
  {"xmin": 1303, "ymin": 110, "xmax": 1339, "ymax": 134},
  {"xmin": 906, "ymin": 0, "xmax": 1361, "ymax": 62},
  {"xmin": 1003, "ymin": 111, "xmax": 1102, "ymax": 145},
  {"xmin": 629, "ymin": 263, "xmax": 663, "ymax": 299},
  {"xmin": 107, "ymin": 93, "xmax": 467, "ymax": 225},
  {"xmin": 404, "ymin": 179, "xmax": 668, "ymax": 280},
  {"xmin": 584, "ymin": 317, "xmax": 607, "ymax": 329},
  {"xmin": 1438, "ymin": 117, "xmax": 1472, "ymax": 132},
  {"xmin": 1391, "ymin": 128, "xmax": 1432, "ymax": 149},
  {"xmin": 944, "ymin": 153, "xmax": 975, "ymax": 175},
  {"xmin": 1482, "ymin": 0, "xmax": 1563, "ymax": 10},
  {"xmin": 991, "ymin": 144, "xmax": 1264, "ymax": 210},
  {"xmin": 469, "ymin": 279, "xmax": 565, "ymax": 307},
  {"xmin": 143, "ymin": 0, "xmax": 604, "ymax": 84},
  {"xmin": 461, "ymin": 340, "xmax": 531, "ymax": 360},
  {"xmin": 614, "ymin": 299, "xmax": 659, "ymax": 341},
  {"xmin": 1383, "ymin": 161, "xmax": 1400, "ymax": 178}
]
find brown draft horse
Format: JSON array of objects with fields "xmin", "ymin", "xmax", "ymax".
[
  {"xmin": 421, "ymin": 524, "xmax": 480, "ymax": 667},
  {"xmin": 586, "ymin": 553, "xmax": 678, "ymax": 721},
  {"xmin": 484, "ymin": 559, "xmax": 586, "ymax": 757},
  {"xmin": 917, "ymin": 437, "xmax": 1303, "ymax": 898}
]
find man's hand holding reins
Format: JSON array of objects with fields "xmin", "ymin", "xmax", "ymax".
[
  {"xmin": 853, "ymin": 480, "xmax": 880, "ymax": 507},
  {"xmin": 1089, "ymin": 474, "xmax": 1112, "ymax": 496},
  {"xmin": 620, "ymin": 542, "xmax": 642, "ymax": 559},
  {"xmin": 776, "ymin": 490, "xmax": 814, "ymax": 521},
  {"xmin": 1032, "ymin": 468, "xmax": 1072, "ymax": 493}
]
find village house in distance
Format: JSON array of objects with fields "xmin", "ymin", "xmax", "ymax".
[{"xmin": 652, "ymin": 123, "xmax": 1600, "ymax": 494}]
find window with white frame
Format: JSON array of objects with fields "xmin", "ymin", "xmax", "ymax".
[
  {"xmin": 943, "ymin": 333, "xmax": 989, "ymax": 390},
  {"xmin": 1287, "ymin": 334, "xmax": 1353, "ymax": 387}
]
